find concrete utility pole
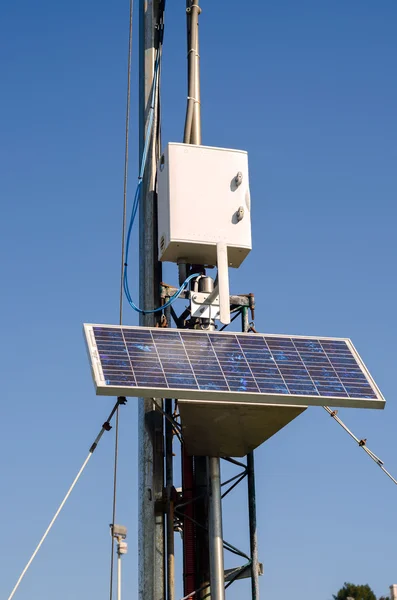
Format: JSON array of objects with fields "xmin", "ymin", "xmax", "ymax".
[{"xmin": 138, "ymin": 1, "xmax": 164, "ymax": 600}]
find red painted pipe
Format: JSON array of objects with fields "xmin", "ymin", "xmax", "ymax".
[{"xmin": 182, "ymin": 446, "xmax": 196, "ymax": 598}]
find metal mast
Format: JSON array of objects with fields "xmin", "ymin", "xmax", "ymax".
[
  {"xmin": 139, "ymin": 3, "xmax": 259, "ymax": 600},
  {"xmin": 138, "ymin": 1, "xmax": 164, "ymax": 600},
  {"xmin": 184, "ymin": 4, "xmax": 226, "ymax": 599}
]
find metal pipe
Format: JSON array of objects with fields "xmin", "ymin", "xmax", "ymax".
[
  {"xmin": 198, "ymin": 276, "xmax": 214, "ymax": 294},
  {"xmin": 165, "ymin": 398, "xmax": 175, "ymax": 600},
  {"xmin": 208, "ymin": 457, "xmax": 225, "ymax": 600},
  {"xmin": 190, "ymin": 0, "xmax": 201, "ymax": 144},
  {"xmin": 183, "ymin": 0, "xmax": 193, "ymax": 143},
  {"xmin": 183, "ymin": 3, "xmax": 210, "ymax": 597},
  {"xmin": 117, "ymin": 551, "xmax": 122, "ymax": 600},
  {"xmin": 139, "ymin": 1, "xmax": 165, "ymax": 599},
  {"xmin": 184, "ymin": 0, "xmax": 201, "ymax": 144},
  {"xmin": 178, "ymin": 261, "xmax": 189, "ymax": 286},
  {"xmin": 182, "ymin": 447, "xmax": 196, "ymax": 598},
  {"xmin": 247, "ymin": 452, "xmax": 259, "ymax": 599},
  {"xmin": 242, "ymin": 307, "xmax": 260, "ymax": 598},
  {"xmin": 194, "ymin": 456, "xmax": 211, "ymax": 598},
  {"xmin": 241, "ymin": 306, "xmax": 250, "ymax": 334}
]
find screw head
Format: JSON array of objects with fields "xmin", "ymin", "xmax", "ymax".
[{"xmin": 234, "ymin": 171, "xmax": 243, "ymax": 187}]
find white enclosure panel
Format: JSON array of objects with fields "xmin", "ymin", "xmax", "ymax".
[{"xmin": 157, "ymin": 143, "xmax": 252, "ymax": 267}]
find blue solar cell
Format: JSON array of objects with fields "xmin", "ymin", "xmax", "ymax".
[
  {"xmin": 85, "ymin": 325, "xmax": 384, "ymax": 409},
  {"xmin": 317, "ymin": 384, "xmax": 347, "ymax": 395},
  {"xmin": 256, "ymin": 381, "xmax": 289, "ymax": 394},
  {"xmin": 251, "ymin": 367, "xmax": 281, "ymax": 376},
  {"xmin": 287, "ymin": 383, "xmax": 318, "ymax": 395},
  {"xmin": 227, "ymin": 376, "xmax": 259, "ymax": 392},
  {"xmin": 105, "ymin": 376, "xmax": 136, "ymax": 385}
]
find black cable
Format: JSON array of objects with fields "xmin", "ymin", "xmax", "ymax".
[
  {"xmin": 221, "ymin": 473, "xmax": 247, "ymax": 500},
  {"xmin": 219, "ymin": 309, "xmax": 242, "ymax": 331},
  {"xmin": 111, "ymin": 0, "xmax": 135, "ymax": 593}
]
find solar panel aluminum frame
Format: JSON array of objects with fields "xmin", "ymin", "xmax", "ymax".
[{"xmin": 83, "ymin": 324, "xmax": 385, "ymax": 410}]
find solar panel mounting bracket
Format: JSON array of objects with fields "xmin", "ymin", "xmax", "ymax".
[{"xmin": 190, "ymin": 291, "xmax": 220, "ymax": 319}]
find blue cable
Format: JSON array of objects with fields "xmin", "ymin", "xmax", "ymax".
[
  {"xmin": 124, "ymin": 271, "xmax": 200, "ymax": 315},
  {"xmin": 123, "ymin": 47, "xmax": 198, "ymax": 315}
]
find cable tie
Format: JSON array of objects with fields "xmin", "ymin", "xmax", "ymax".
[
  {"xmin": 330, "ymin": 410, "xmax": 338, "ymax": 417},
  {"xmin": 359, "ymin": 438, "xmax": 367, "ymax": 447},
  {"xmin": 186, "ymin": 4, "xmax": 202, "ymax": 13},
  {"xmin": 187, "ymin": 48, "xmax": 200, "ymax": 57},
  {"xmin": 103, "ymin": 422, "xmax": 112, "ymax": 432},
  {"xmin": 187, "ymin": 96, "xmax": 201, "ymax": 104}
]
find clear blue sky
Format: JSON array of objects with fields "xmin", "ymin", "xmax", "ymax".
[{"xmin": 1, "ymin": 1, "xmax": 396, "ymax": 599}]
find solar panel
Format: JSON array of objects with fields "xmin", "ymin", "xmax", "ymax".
[{"xmin": 83, "ymin": 324, "xmax": 385, "ymax": 410}]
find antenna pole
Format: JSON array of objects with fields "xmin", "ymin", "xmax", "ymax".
[
  {"xmin": 184, "ymin": 0, "xmax": 201, "ymax": 144},
  {"xmin": 182, "ymin": 4, "xmax": 213, "ymax": 600},
  {"xmin": 138, "ymin": 1, "xmax": 164, "ymax": 600}
]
